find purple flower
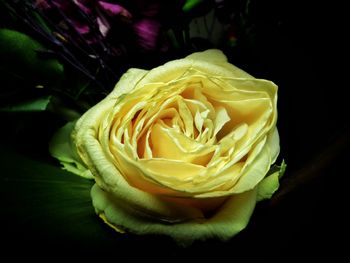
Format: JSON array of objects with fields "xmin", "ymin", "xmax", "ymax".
[
  {"xmin": 30, "ymin": 0, "xmax": 186, "ymax": 93},
  {"xmin": 35, "ymin": 0, "xmax": 181, "ymax": 54}
]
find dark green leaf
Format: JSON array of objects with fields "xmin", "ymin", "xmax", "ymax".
[
  {"xmin": 0, "ymin": 145, "xmax": 122, "ymax": 251},
  {"xmin": 0, "ymin": 29, "xmax": 64, "ymax": 88},
  {"xmin": 0, "ymin": 95, "xmax": 51, "ymax": 112},
  {"xmin": 182, "ymin": 0, "xmax": 204, "ymax": 12}
]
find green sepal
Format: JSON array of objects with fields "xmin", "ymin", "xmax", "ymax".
[{"xmin": 257, "ymin": 160, "xmax": 286, "ymax": 201}]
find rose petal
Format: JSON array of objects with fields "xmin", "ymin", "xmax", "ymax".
[
  {"xmin": 150, "ymin": 122, "xmax": 215, "ymax": 163},
  {"xmin": 185, "ymin": 49, "xmax": 254, "ymax": 78},
  {"xmin": 91, "ymin": 183, "xmax": 257, "ymax": 246},
  {"xmin": 213, "ymin": 106, "xmax": 231, "ymax": 136},
  {"xmin": 267, "ymin": 127, "xmax": 280, "ymax": 164},
  {"xmin": 136, "ymin": 50, "xmax": 253, "ymax": 89},
  {"xmin": 228, "ymin": 127, "xmax": 280, "ymax": 194},
  {"xmin": 74, "ymin": 68, "xmax": 205, "ymax": 219}
]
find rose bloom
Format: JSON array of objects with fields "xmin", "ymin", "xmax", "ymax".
[{"xmin": 51, "ymin": 49, "xmax": 284, "ymax": 245}]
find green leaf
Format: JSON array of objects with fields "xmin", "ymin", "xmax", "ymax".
[
  {"xmin": 0, "ymin": 145, "xmax": 115, "ymax": 246},
  {"xmin": 0, "ymin": 29, "xmax": 64, "ymax": 88},
  {"xmin": 182, "ymin": 0, "xmax": 204, "ymax": 12},
  {"xmin": 0, "ymin": 95, "xmax": 51, "ymax": 112},
  {"xmin": 49, "ymin": 121, "xmax": 93, "ymax": 178}
]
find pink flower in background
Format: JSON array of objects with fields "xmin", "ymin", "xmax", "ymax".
[
  {"xmin": 133, "ymin": 18, "xmax": 160, "ymax": 51},
  {"xmin": 36, "ymin": 0, "xmax": 177, "ymax": 54}
]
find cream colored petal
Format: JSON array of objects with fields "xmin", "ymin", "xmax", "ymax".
[
  {"xmin": 80, "ymin": 135, "xmax": 202, "ymax": 219},
  {"xmin": 267, "ymin": 127, "xmax": 280, "ymax": 164},
  {"xmin": 137, "ymin": 51, "xmax": 251, "ymax": 89},
  {"xmin": 185, "ymin": 49, "xmax": 228, "ymax": 63},
  {"xmin": 191, "ymin": 162, "xmax": 245, "ymax": 193},
  {"xmin": 213, "ymin": 106, "xmax": 231, "ymax": 136},
  {"xmin": 73, "ymin": 68, "xmax": 148, "ymax": 150},
  {"xmin": 107, "ymin": 68, "xmax": 148, "ymax": 100},
  {"xmin": 150, "ymin": 122, "xmax": 215, "ymax": 163},
  {"xmin": 206, "ymin": 123, "xmax": 248, "ymax": 168},
  {"xmin": 177, "ymin": 99, "xmax": 194, "ymax": 137},
  {"xmin": 141, "ymin": 128, "xmax": 153, "ymax": 159},
  {"xmin": 72, "ymin": 68, "xmax": 209, "ymax": 219},
  {"xmin": 194, "ymin": 110, "xmax": 205, "ymax": 134},
  {"xmin": 91, "ymin": 183, "xmax": 257, "ymax": 246},
  {"xmin": 140, "ymin": 159, "xmax": 206, "ymax": 184},
  {"xmin": 185, "ymin": 49, "xmax": 253, "ymax": 78},
  {"xmin": 228, "ymin": 137, "xmax": 269, "ymax": 193}
]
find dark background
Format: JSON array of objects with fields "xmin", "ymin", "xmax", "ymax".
[{"xmin": 0, "ymin": 0, "xmax": 348, "ymax": 261}]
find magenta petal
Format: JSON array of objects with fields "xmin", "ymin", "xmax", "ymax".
[
  {"xmin": 71, "ymin": 19, "xmax": 90, "ymax": 34},
  {"xmin": 35, "ymin": 0, "xmax": 51, "ymax": 10},
  {"xmin": 97, "ymin": 16, "xmax": 110, "ymax": 37},
  {"xmin": 73, "ymin": 0, "xmax": 93, "ymax": 14},
  {"xmin": 37, "ymin": 0, "xmax": 71, "ymax": 12},
  {"xmin": 97, "ymin": 1, "xmax": 132, "ymax": 18},
  {"xmin": 134, "ymin": 19, "xmax": 160, "ymax": 51},
  {"xmin": 133, "ymin": 0, "xmax": 160, "ymax": 17}
]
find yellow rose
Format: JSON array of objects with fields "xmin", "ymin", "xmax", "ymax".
[{"xmin": 50, "ymin": 49, "xmax": 285, "ymax": 245}]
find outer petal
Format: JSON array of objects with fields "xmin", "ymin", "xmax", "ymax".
[
  {"xmin": 91, "ymin": 184, "xmax": 257, "ymax": 246},
  {"xmin": 73, "ymin": 68, "xmax": 148, "ymax": 147},
  {"xmin": 185, "ymin": 49, "xmax": 253, "ymax": 78},
  {"xmin": 136, "ymin": 49, "xmax": 252, "ymax": 89},
  {"xmin": 267, "ymin": 127, "xmax": 280, "ymax": 164},
  {"xmin": 230, "ymin": 128, "xmax": 280, "ymax": 194}
]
